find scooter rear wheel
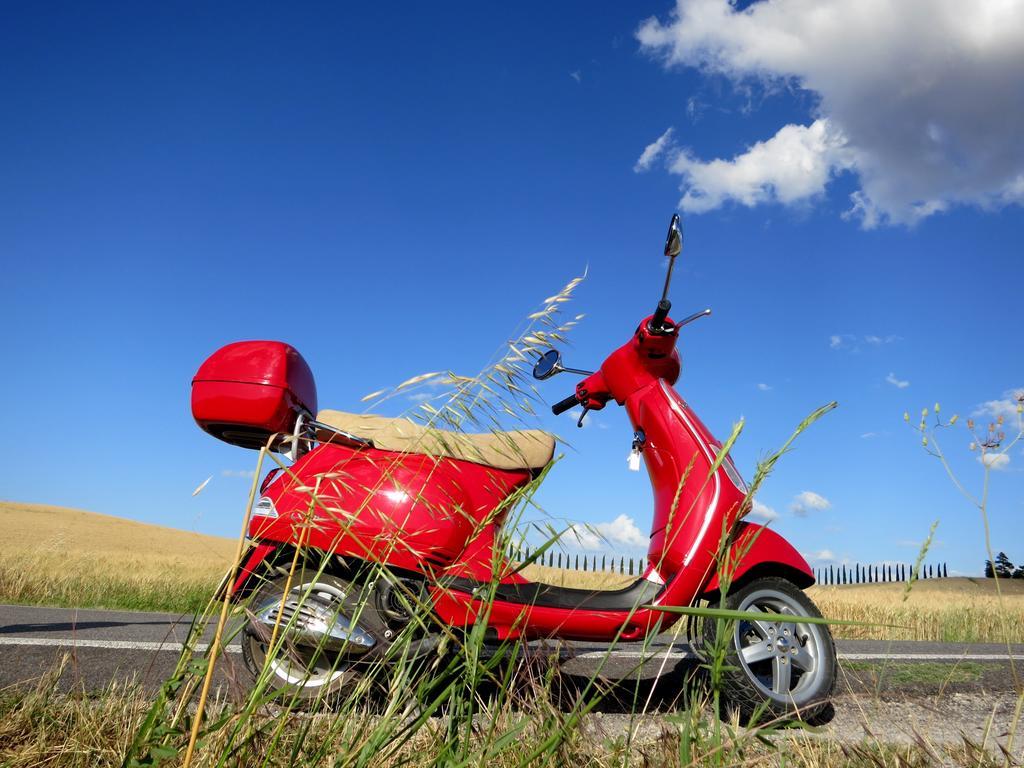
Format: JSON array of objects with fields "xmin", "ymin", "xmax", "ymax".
[{"xmin": 702, "ymin": 575, "xmax": 836, "ymax": 723}]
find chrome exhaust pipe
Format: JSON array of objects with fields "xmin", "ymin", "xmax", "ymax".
[{"xmin": 252, "ymin": 594, "xmax": 376, "ymax": 653}]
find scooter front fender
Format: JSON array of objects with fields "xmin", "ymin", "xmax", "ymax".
[{"xmin": 702, "ymin": 522, "xmax": 814, "ymax": 595}]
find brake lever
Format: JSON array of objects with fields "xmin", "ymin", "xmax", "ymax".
[
  {"xmin": 675, "ymin": 308, "xmax": 712, "ymax": 330},
  {"xmin": 577, "ymin": 406, "xmax": 590, "ymax": 428}
]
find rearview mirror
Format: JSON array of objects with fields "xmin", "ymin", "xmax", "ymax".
[
  {"xmin": 533, "ymin": 350, "xmax": 562, "ymax": 380},
  {"xmin": 664, "ymin": 213, "xmax": 683, "ymax": 259}
]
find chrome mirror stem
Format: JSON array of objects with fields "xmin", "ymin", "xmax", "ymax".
[{"xmin": 559, "ymin": 364, "xmax": 595, "ymax": 376}]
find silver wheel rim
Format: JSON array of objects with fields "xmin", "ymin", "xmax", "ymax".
[
  {"xmin": 256, "ymin": 580, "xmax": 355, "ymax": 690},
  {"xmin": 733, "ymin": 588, "xmax": 825, "ymax": 704}
]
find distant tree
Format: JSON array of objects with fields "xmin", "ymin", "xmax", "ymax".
[
  {"xmin": 1013, "ymin": 566, "xmax": 1024, "ymax": 580},
  {"xmin": 995, "ymin": 552, "xmax": 1015, "ymax": 578},
  {"xmin": 985, "ymin": 560, "xmax": 995, "ymax": 577}
]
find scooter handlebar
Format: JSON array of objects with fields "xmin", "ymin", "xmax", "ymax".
[
  {"xmin": 551, "ymin": 393, "xmax": 580, "ymax": 415},
  {"xmin": 649, "ymin": 299, "xmax": 671, "ymax": 332}
]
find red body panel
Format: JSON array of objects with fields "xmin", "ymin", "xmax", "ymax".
[
  {"xmin": 252, "ymin": 443, "xmax": 531, "ymax": 575},
  {"xmin": 192, "ymin": 341, "xmax": 317, "ymax": 449}
]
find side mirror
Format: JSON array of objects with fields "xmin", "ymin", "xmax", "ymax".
[
  {"xmin": 664, "ymin": 213, "xmax": 683, "ymax": 259},
  {"xmin": 656, "ymin": 213, "xmax": 684, "ymax": 314},
  {"xmin": 533, "ymin": 350, "xmax": 562, "ymax": 380},
  {"xmin": 533, "ymin": 350, "xmax": 594, "ymax": 380}
]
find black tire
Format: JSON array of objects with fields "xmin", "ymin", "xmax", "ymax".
[
  {"xmin": 240, "ymin": 570, "xmax": 391, "ymax": 706},
  {"xmin": 702, "ymin": 576, "xmax": 836, "ymax": 723}
]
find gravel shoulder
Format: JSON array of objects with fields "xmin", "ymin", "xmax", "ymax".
[{"xmin": 579, "ymin": 692, "xmax": 1024, "ymax": 761}]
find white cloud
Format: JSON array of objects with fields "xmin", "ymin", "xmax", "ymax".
[
  {"xmin": 748, "ymin": 499, "xmax": 779, "ymax": 522},
  {"xmin": 600, "ymin": 514, "xmax": 647, "ymax": 546},
  {"xmin": 885, "ymin": 372, "xmax": 910, "ymax": 389},
  {"xmin": 400, "ymin": 376, "xmax": 460, "ymax": 405},
  {"xmin": 568, "ymin": 514, "xmax": 648, "ymax": 550},
  {"xmin": 569, "ymin": 70, "xmax": 582, "ymax": 83},
  {"xmin": 634, "ymin": 127, "xmax": 676, "ymax": 172},
  {"xmin": 831, "ymin": 333, "xmax": 899, "ymax": 351},
  {"xmin": 221, "ymin": 469, "xmax": 256, "ymax": 479},
  {"xmin": 865, "ymin": 334, "xmax": 900, "ymax": 346},
  {"xmin": 637, "ymin": 0, "xmax": 1024, "ymax": 227},
  {"xmin": 860, "ymin": 432, "xmax": 877, "ymax": 439},
  {"xmin": 979, "ymin": 453, "xmax": 1011, "ymax": 471},
  {"xmin": 756, "ymin": 382, "xmax": 771, "ymax": 391},
  {"xmin": 686, "ymin": 95, "xmax": 705, "ymax": 122},
  {"xmin": 667, "ymin": 119, "xmax": 853, "ymax": 213},
  {"xmin": 790, "ymin": 490, "xmax": 831, "ymax": 517},
  {"xmin": 568, "ymin": 525, "xmax": 602, "ymax": 550},
  {"xmin": 803, "ymin": 549, "xmax": 836, "ymax": 563},
  {"xmin": 973, "ymin": 388, "xmax": 1024, "ymax": 424}
]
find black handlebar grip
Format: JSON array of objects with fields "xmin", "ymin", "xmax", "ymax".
[
  {"xmin": 650, "ymin": 299, "xmax": 671, "ymax": 331},
  {"xmin": 551, "ymin": 393, "xmax": 580, "ymax": 415}
]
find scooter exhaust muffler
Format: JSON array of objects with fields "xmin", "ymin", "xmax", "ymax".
[{"xmin": 252, "ymin": 594, "xmax": 376, "ymax": 653}]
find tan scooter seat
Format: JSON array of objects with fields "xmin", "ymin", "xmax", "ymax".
[{"xmin": 315, "ymin": 410, "xmax": 556, "ymax": 472}]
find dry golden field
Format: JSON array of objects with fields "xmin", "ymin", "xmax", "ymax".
[
  {"xmin": 2, "ymin": 500, "xmax": 1023, "ymax": 642},
  {"xmin": 517, "ymin": 561, "xmax": 635, "ymax": 589},
  {"xmin": 0, "ymin": 501, "xmax": 233, "ymax": 612},
  {"xmin": 807, "ymin": 577, "xmax": 1024, "ymax": 642}
]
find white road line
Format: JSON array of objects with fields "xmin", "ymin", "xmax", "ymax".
[
  {"xmin": 571, "ymin": 650, "xmax": 1024, "ymax": 662},
  {"xmin": 839, "ymin": 653, "xmax": 1024, "ymax": 662},
  {"xmin": 0, "ymin": 637, "xmax": 242, "ymax": 654},
  {"xmin": 2, "ymin": 637, "xmax": 1023, "ymax": 663},
  {"xmin": 569, "ymin": 649, "xmax": 692, "ymax": 660}
]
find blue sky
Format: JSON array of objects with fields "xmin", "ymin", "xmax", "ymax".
[{"xmin": 3, "ymin": 2, "xmax": 1022, "ymax": 576}]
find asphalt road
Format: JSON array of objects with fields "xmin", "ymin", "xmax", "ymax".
[{"xmin": 3, "ymin": 603, "xmax": 1023, "ymax": 697}]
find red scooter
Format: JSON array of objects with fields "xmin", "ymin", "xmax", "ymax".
[{"xmin": 191, "ymin": 215, "xmax": 835, "ymax": 718}]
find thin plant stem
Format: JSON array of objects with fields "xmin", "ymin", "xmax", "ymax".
[{"xmin": 914, "ymin": 406, "xmax": 1023, "ymax": 693}]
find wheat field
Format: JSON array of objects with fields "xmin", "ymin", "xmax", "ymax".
[
  {"xmin": 2, "ymin": 500, "xmax": 1023, "ymax": 642},
  {"xmin": 0, "ymin": 501, "xmax": 233, "ymax": 612},
  {"xmin": 807, "ymin": 578, "xmax": 1024, "ymax": 642}
]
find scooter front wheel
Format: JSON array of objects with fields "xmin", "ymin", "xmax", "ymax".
[{"xmin": 702, "ymin": 575, "xmax": 836, "ymax": 723}]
